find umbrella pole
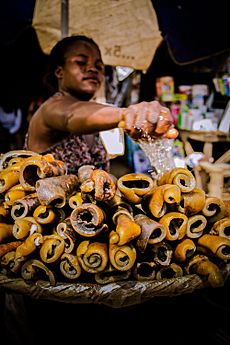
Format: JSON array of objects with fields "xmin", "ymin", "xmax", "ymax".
[{"xmin": 61, "ymin": 0, "xmax": 69, "ymax": 38}]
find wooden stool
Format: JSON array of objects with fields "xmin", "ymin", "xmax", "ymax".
[
  {"xmin": 179, "ymin": 130, "xmax": 230, "ymax": 197},
  {"xmin": 198, "ymin": 162, "xmax": 230, "ymax": 199}
]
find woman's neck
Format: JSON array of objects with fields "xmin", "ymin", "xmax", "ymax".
[{"xmin": 58, "ymin": 89, "xmax": 93, "ymax": 101}]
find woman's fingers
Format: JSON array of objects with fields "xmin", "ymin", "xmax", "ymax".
[
  {"xmin": 121, "ymin": 101, "xmax": 178, "ymax": 140},
  {"xmin": 164, "ymin": 127, "xmax": 179, "ymax": 139},
  {"xmin": 129, "ymin": 101, "xmax": 158, "ymax": 137},
  {"xmin": 153, "ymin": 104, "xmax": 179, "ymax": 139},
  {"xmin": 154, "ymin": 106, "xmax": 172, "ymax": 133}
]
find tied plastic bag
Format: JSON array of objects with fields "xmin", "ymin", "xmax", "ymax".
[{"xmin": 139, "ymin": 137, "xmax": 175, "ymax": 179}]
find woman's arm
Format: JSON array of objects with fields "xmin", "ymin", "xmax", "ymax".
[
  {"xmin": 43, "ymin": 95, "xmax": 123, "ymax": 134},
  {"xmin": 40, "ymin": 94, "xmax": 178, "ymax": 139}
]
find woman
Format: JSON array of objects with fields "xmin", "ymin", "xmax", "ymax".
[{"xmin": 24, "ymin": 35, "xmax": 178, "ymax": 173}]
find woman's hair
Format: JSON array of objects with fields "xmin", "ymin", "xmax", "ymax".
[{"xmin": 43, "ymin": 35, "xmax": 101, "ymax": 93}]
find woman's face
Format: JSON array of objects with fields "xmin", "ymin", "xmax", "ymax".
[{"xmin": 56, "ymin": 41, "xmax": 105, "ymax": 100}]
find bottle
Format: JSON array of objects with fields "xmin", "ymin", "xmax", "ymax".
[{"xmin": 177, "ymin": 100, "xmax": 189, "ymax": 129}]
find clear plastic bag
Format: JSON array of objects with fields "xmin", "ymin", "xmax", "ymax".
[{"xmin": 139, "ymin": 138, "xmax": 175, "ymax": 179}]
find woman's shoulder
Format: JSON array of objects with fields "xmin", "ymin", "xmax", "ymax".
[
  {"xmin": 43, "ymin": 92, "xmax": 79, "ymax": 109},
  {"xmin": 45, "ymin": 92, "xmax": 66, "ymax": 104}
]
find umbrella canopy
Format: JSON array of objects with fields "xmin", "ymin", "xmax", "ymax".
[
  {"xmin": 32, "ymin": 0, "xmax": 163, "ymax": 71},
  {"xmin": 1, "ymin": 1, "xmax": 230, "ymax": 65},
  {"xmin": 0, "ymin": 0, "xmax": 229, "ymax": 111}
]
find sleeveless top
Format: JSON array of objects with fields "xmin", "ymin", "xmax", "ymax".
[
  {"xmin": 24, "ymin": 92, "xmax": 110, "ymax": 174},
  {"xmin": 24, "ymin": 132, "xmax": 110, "ymax": 175}
]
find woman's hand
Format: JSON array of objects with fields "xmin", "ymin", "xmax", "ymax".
[{"xmin": 119, "ymin": 100, "xmax": 178, "ymax": 141}]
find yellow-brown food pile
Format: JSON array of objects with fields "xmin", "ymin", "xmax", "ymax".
[{"xmin": 0, "ymin": 150, "xmax": 229, "ymax": 287}]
